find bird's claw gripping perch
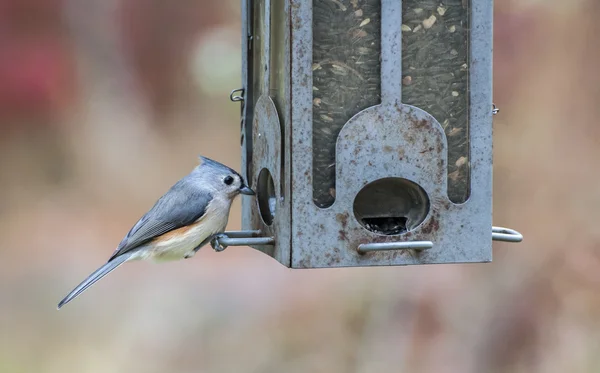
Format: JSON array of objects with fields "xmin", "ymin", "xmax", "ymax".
[
  {"xmin": 210, "ymin": 234, "xmax": 230, "ymax": 252},
  {"xmin": 209, "ymin": 231, "xmax": 275, "ymax": 252}
]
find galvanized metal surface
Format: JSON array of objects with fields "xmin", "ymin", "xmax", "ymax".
[
  {"xmin": 288, "ymin": 0, "xmax": 493, "ymax": 268},
  {"xmin": 241, "ymin": 0, "xmax": 292, "ymax": 266},
  {"xmin": 238, "ymin": 0, "xmax": 518, "ymax": 268},
  {"xmin": 246, "ymin": 95, "xmax": 290, "ymax": 263}
]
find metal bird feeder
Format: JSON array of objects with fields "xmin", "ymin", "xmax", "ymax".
[{"xmin": 219, "ymin": 0, "xmax": 523, "ymax": 268}]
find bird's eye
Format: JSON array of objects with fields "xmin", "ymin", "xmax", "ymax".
[{"xmin": 224, "ymin": 176, "xmax": 234, "ymax": 185}]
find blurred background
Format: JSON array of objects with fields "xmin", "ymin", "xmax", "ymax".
[{"xmin": 1, "ymin": 0, "xmax": 599, "ymax": 372}]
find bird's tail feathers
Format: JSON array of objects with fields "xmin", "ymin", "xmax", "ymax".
[{"xmin": 57, "ymin": 253, "xmax": 132, "ymax": 309}]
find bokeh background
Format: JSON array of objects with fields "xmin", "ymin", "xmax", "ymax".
[{"xmin": 1, "ymin": 0, "xmax": 599, "ymax": 372}]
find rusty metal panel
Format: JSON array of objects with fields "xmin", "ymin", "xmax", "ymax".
[
  {"xmin": 287, "ymin": 0, "xmax": 492, "ymax": 268},
  {"xmin": 248, "ymin": 95, "xmax": 290, "ymax": 264}
]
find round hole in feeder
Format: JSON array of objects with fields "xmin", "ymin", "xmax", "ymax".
[
  {"xmin": 257, "ymin": 168, "xmax": 276, "ymax": 226},
  {"xmin": 353, "ymin": 178, "xmax": 430, "ymax": 236}
]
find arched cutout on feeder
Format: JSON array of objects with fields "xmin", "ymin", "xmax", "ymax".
[
  {"xmin": 353, "ymin": 177, "xmax": 430, "ymax": 235},
  {"xmin": 257, "ymin": 168, "xmax": 276, "ymax": 226}
]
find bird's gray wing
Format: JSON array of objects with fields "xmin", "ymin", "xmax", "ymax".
[{"xmin": 108, "ymin": 179, "xmax": 213, "ymax": 261}]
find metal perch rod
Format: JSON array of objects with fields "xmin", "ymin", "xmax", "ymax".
[
  {"xmin": 214, "ymin": 225, "xmax": 522, "ymax": 254},
  {"xmin": 357, "ymin": 226, "xmax": 523, "ymax": 253}
]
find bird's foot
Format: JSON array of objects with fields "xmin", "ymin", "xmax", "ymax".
[{"xmin": 210, "ymin": 233, "xmax": 229, "ymax": 252}]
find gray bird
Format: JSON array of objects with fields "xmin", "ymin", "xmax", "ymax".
[{"xmin": 57, "ymin": 156, "xmax": 255, "ymax": 309}]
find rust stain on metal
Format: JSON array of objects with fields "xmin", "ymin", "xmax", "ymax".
[
  {"xmin": 436, "ymin": 140, "xmax": 443, "ymax": 156},
  {"xmin": 413, "ymin": 118, "xmax": 429, "ymax": 129},
  {"xmin": 336, "ymin": 212, "xmax": 349, "ymax": 229},
  {"xmin": 325, "ymin": 250, "xmax": 341, "ymax": 266},
  {"xmin": 405, "ymin": 133, "xmax": 416, "ymax": 145},
  {"xmin": 419, "ymin": 216, "xmax": 440, "ymax": 235}
]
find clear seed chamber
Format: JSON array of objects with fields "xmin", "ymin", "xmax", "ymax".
[
  {"xmin": 312, "ymin": 0, "xmax": 382, "ymax": 208},
  {"xmin": 402, "ymin": 0, "xmax": 470, "ymax": 203},
  {"xmin": 311, "ymin": 0, "xmax": 470, "ymax": 206}
]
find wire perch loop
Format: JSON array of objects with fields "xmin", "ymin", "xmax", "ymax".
[
  {"xmin": 492, "ymin": 103, "xmax": 500, "ymax": 115},
  {"xmin": 210, "ymin": 230, "xmax": 275, "ymax": 252},
  {"xmin": 230, "ymin": 88, "xmax": 245, "ymax": 102},
  {"xmin": 491, "ymin": 226, "xmax": 523, "ymax": 243}
]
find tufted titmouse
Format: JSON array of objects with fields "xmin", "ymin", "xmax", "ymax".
[{"xmin": 57, "ymin": 156, "xmax": 254, "ymax": 309}]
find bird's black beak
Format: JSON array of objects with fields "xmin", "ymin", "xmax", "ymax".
[{"xmin": 239, "ymin": 184, "xmax": 255, "ymax": 195}]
